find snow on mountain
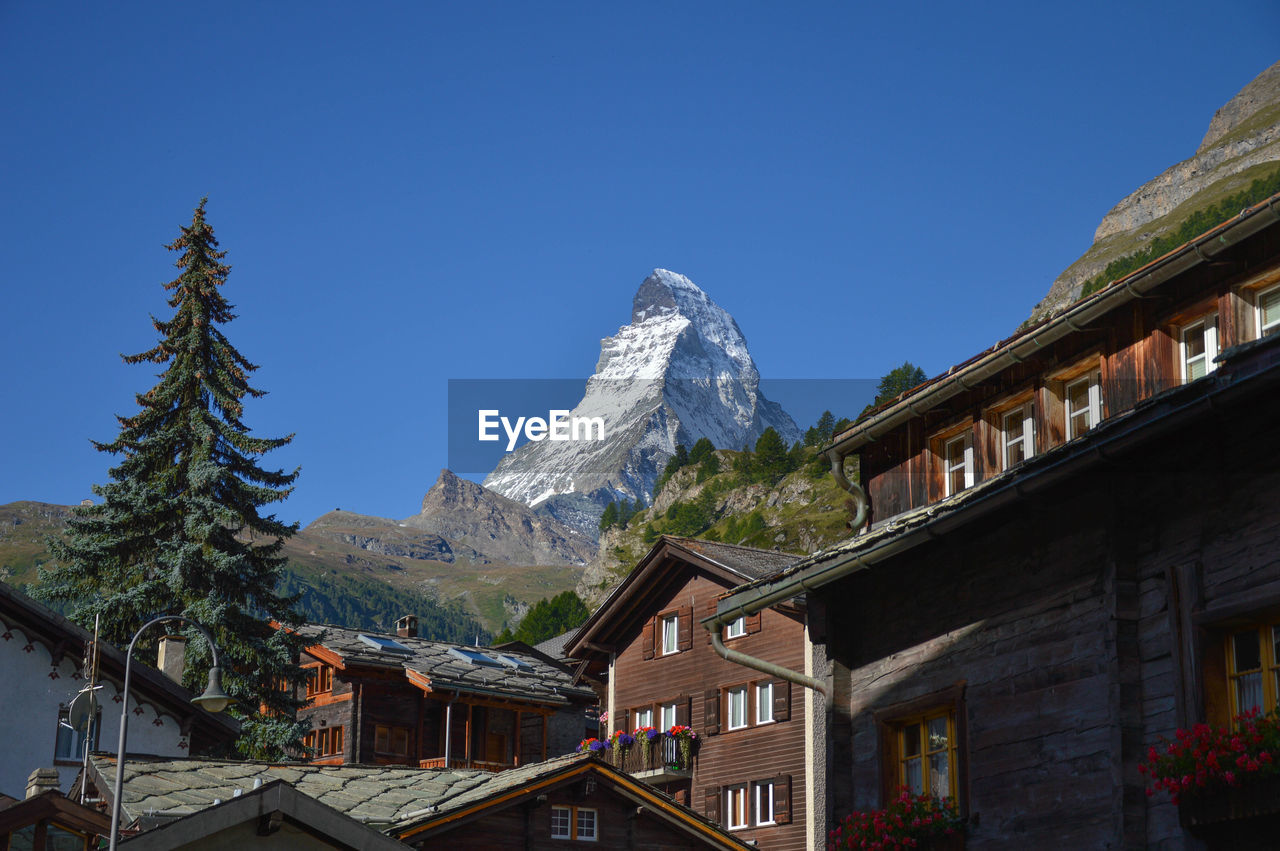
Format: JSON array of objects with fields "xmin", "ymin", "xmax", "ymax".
[{"xmin": 483, "ymin": 269, "xmax": 800, "ymax": 534}]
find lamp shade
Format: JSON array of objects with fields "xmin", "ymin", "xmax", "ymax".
[{"xmin": 191, "ymin": 666, "xmax": 233, "ymax": 713}]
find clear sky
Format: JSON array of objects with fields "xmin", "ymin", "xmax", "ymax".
[{"xmin": 2, "ymin": 2, "xmax": 1276, "ymax": 526}]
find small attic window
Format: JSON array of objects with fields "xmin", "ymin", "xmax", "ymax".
[
  {"xmin": 499, "ymin": 655, "xmax": 533, "ymax": 672},
  {"xmin": 449, "ymin": 647, "xmax": 504, "ymax": 668},
  {"xmin": 358, "ymin": 634, "xmax": 412, "ymax": 655}
]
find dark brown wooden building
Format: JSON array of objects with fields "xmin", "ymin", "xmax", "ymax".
[
  {"xmin": 710, "ymin": 192, "xmax": 1280, "ymax": 848},
  {"xmin": 567, "ymin": 537, "xmax": 810, "ymax": 851},
  {"xmin": 294, "ymin": 618, "xmax": 597, "ymax": 770}
]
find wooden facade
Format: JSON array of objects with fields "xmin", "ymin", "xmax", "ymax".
[
  {"xmin": 568, "ymin": 538, "xmax": 809, "ymax": 851},
  {"xmin": 294, "ymin": 620, "xmax": 596, "ymax": 771},
  {"xmin": 715, "ymin": 193, "xmax": 1280, "ymax": 848}
]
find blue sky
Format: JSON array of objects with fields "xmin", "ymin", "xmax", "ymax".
[{"xmin": 2, "ymin": 3, "xmax": 1276, "ymax": 526}]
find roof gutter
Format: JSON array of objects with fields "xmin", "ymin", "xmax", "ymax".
[
  {"xmin": 707, "ymin": 336, "xmax": 1280, "ymax": 696},
  {"xmin": 825, "ymin": 196, "xmax": 1280, "ymax": 461}
]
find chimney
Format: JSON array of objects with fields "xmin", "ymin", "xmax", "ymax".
[
  {"xmin": 158, "ymin": 635, "xmax": 187, "ymax": 683},
  {"xmin": 26, "ymin": 768, "xmax": 60, "ymax": 799},
  {"xmin": 396, "ymin": 615, "xmax": 418, "ymax": 638}
]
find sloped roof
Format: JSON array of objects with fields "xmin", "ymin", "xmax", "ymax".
[
  {"xmin": 665, "ymin": 537, "xmax": 798, "ymax": 580},
  {"xmin": 532, "ymin": 628, "xmax": 577, "ymax": 661},
  {"xmin": 88, "ymin": 755, "xmax": 494, "ymax": 828},
  {"xmin": 298, "ymin": 623, "xmax": 596, "ymax": 706}
]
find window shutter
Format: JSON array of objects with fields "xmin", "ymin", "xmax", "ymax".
[
  {"xmin": 641, "ymin": 617, "xmax": 655, "ymax": 660},
  {"xmin": 705, "ymin": 599, "xmax": 717, "ymax": 645},
  {"xmin": 703, "ymin": 688, "xmax": 720, "ymax": 735},
  {"xmin": 773, "ymin": 679, "xmax": 791, "ymax": 722},
  {"xmin": 678, "ymin": 604, "xmax": 693, "ymax": 651},
  {"xmin": 676, "ymin": 695, "xmax": 690, "ymax": 727},
  {"xmin": 704, "ymin": 786, "xmax": 721, "ymax": 824},
  {"xmin": 773, "ymin": 774, "xmax": 792, "ymax": 824},
  {"xmin": 616, "ymin": 709, "xmax": 629, "ymax": 735},
  {"xmin": 746, "ymin": 610, "xmax": 762, "ymax": 634}
]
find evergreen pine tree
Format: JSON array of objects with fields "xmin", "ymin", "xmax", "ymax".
[
  {"xmin": 41, "ymin": 199, "xmax": 308, "ymax": 759},
  {"xmin": 598, "ymin": 501, "xmax": 619, "ymax": 532},
  {"xmin": 753, "ymin": 427, "xmax": 789, "ymax": 484}
]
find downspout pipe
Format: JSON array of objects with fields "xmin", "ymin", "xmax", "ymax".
[{"xmin": 827, "ymin": 448, "xmax": 868, "ymax": 533}]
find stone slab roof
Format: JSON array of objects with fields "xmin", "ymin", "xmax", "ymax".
[
  {"xmin": 89, "ymin": 755, "xmax": 493, "ymax": 828},
  {"xmin": 299, "ymin": 623, "xmax": 596, "ymax": 705},
  {"xmin": 665, "ymin": 537, "xmax": 800, "ymax": 580}
]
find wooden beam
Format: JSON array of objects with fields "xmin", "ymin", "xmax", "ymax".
[{"xmin": 514, "ymin": 710, "xmax": 522, "ymax": 767}]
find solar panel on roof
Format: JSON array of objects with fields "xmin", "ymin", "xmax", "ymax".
[{"xmin": 358, "ymin": 634, "xmax": 412, "ymax": 655}]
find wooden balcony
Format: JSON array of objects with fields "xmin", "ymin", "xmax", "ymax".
[
  {"xmin": 611, "ymin": 736, "xmax": 693, "ymax": 785},
  {"xmin": 418, "ymin": 757, "xmax": 510, "ymax": 772}
]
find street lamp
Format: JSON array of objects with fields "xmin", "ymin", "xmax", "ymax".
[{"xmin": 108, "ymin": 615, "xmax": 232, "ymax": 851}]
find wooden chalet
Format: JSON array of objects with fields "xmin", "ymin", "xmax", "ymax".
[
  {"xmin": 295, "ymin": 617, "xmax": 597, "ymax": 770},
  {"xmin": 567, "ymin": 536, "xmax": 810, "ymax": 851},
  {"xmin": 710, "ymin": 192, "xmax": 1280, "ymax": 848}
]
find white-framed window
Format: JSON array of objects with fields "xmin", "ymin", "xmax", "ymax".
[
  {"xmin": 551, "ymin": 805, "xmax": 597, "ymax": 841},
  {"xmin": 661, "ymin": 613, "xmax": 679, "ymax": 655},
  {"xmin": 1064, "ymin": 371, "xmax": 1102, "ymax": 439},
  {"xmin": 1180, "ymin": 314, "xmax": 1219, "ymax": 381},
  {"xmin": 756, "ymin": 682, "xmax": 774, "ymax": 724},
  {"xmin": 727, "ymin": 686, "xmax": 748, "ymax": 730},
  {"xmin": 726, "ymin": 786, "xmax": 749, "ymax": 830},
  {"xmin": 1257, "ymin": 284, "xmax": 1280, "ymax": 338},
  {"xmin": 753, "ymin": 780, "xmax": 776, "ymax": 826},
  {"xmin": 551, "ymin": 806, "xmax": 571, "ymax": 839},
  {"xmin": 659, "ymin": 702, "xmax": 678, "ymax": 730},
  {"xmin": 725, "ymin": 616, "xmax": 746, "ymax": 639},
  {"xmin": 1001, "ymin": 403, "xmax": 1035, "ymax": 469},
  {"xmin": 943, "ymin": 433, "xmax": 973, "ymax": 496},
  {"xmin": 634, "ymin": 707, "xmax": 653, "ymax": 729},
  {"xmin": 576, "ymin": 808, "xmax": 597, "ymax": 842}
]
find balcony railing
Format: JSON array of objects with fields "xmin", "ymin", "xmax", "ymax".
[
  {"xmin": 611, "ymin": 735, "xmax": 694, "ymax": 784},
  {"xmin": 418, "ymin": 757, "xmax": 510, "ymax": 772}
]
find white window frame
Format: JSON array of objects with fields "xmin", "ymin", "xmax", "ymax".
[
  {"xmin": 725, "ymin": 616, "xmax": 746, "ymax": 639},
  {"xmin": 726, "ymin": 785, "xmax": 749, "ymax": 830},
  {"xmin": 575, "ymin": 807, "xmax": 597, "ymax": 842},
  {"xmin": 1001, "ymin": 403, "xmax": 1035, "ymax": 469},
  {"xmin": 754, "ymin": 780, "xmax": 776, "ymax": 826},
  {"xmin": 661, "ymin": 613, "xmax": 679, "ymax": 655},
  {"xmin": 634, "ymin": 707, "xmax": 653, "ymax": 729},
  {"xmin": 1257, "ymin": 284, "xmax": 1280, "ymax": 338},
  {"xmin": 551, "ymin": 805, "xmax": 571, "ymax": 839},
  {"xmin": 756, "ymin": 682, "xmax": 774, "ymax": 725},
  {"xmin": 727, "ymin": 686, "xmax": 748, "ymax": 730},
  {"xmin": 1180, "ymin": 313, "xmax": 1219, "ymax": 382},
  {"xmin": 943, "ymin": 433, "xmax": 973, "ymax": 496},
  {"xmin": 1064, "ymin": 371, "xmax": 1102, "ymax": 440},
  {"xmin": 659, "ymin": 702, "xmax": 678, "ymax": 731}
]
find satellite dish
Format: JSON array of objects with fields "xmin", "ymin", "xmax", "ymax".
[{"xmin": 67, "ymin": 688, "xmax": 100, "ymax": 733}]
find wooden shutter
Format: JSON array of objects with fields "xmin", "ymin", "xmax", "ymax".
[
  {"xmin": 773, "ymin": 679, "xmax": 791, "ymax": 722},
  {"xmin": 746, "ymin": 610, "xmax": 762, "ymax": 634},
  {"xmin": 704, "ymin": 786, "xmax": 721, "ymax": 824},
  {"xmin": 678, "ymin": 604, "xmax": 693, "ymax": 651},
  {"xmin": 641, "ymin": 617, "xmax": 655, "ymax": 660},
  {"xmin": 705, "ymin": 599, "xmax": 718, "ymax": 645},
  {"xmin": 675, "ymin": 695, "xmax": 690, "ymax": 727},
  {"xmin": 616, "ymin": 709, "xmax": 629, "ymax": 735},
  {"xmin": 772, "ymin": 774, "xmax": 792, "ymax": 824},
  {"xmin": 703, "ymin": 688, "xmax": 720, "ymax": 735}
]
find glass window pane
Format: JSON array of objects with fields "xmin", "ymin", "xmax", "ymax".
[
  {"xmin": 1187, "ymin": 356, "xmax": 1206, "ymax": 381},
  {"xmin": 1184, "ymin": 325, "xmax": 1205, "ymax": 359},
  {"xmin": 902, "ymin": 723, "xmax": 921, "ymax": 757},
  {"xmin": 929, "ymin": 752, "xmax": 951, "ymax": 797},
  {"xmin": 926, "ymin": 716, "xmax": 949, "ymax": 752},
  {"xmin": 1237, "ymin": 672, "xmax": 1263, "ymax": 715},
  {"xmin": 1235, "ymin": 630, "xmax": 1262, "ymax": 672},
  {"xmin": 1260, "ymin": 288, "xmax": 1280, "ymax": 331},
  {"xmin": 577, "ymin": 808, "xmax": 596, "ymax": 839},
  {"xmin": 903, "ymin": 756, "xmax": 923, "ymax": 794}
]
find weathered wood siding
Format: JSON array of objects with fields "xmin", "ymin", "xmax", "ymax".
[{"xmin": 612, "ymin": 571, "xmax": 808, "ymax": 851}]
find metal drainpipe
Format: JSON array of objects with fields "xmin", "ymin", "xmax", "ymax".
[
  {"xmin": 704, "ymin": 449, "xmax": 869, "ymax": 698},
  {"xmin": 444, "ymin": 697, "xmax": 455, "ymax": 766}
]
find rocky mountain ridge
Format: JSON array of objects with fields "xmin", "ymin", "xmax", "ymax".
[
  {"xmin": 1030, "ymin": 60, "xmax": 1280, "ymax": 321},
  {"xmin": 484, "ymin": 269, "xmax": 800, "ymax": 533}
]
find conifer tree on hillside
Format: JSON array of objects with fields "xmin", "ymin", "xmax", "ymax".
[{"xmin": 41, "ymin": 199, "xmax": 308, "ymax": 758}]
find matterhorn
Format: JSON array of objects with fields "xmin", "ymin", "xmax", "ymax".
[{"xmin": 483, "ymin": 269, "xmax": 799, "ymax": 534}]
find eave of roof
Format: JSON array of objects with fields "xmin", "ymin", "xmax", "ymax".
[
  {"xmin": 718, "ymin": 330, "xmax": 1280, "ymax": 622},
  {"xmin": 826, "ymin": 191, "xmax": 1280, "ymax": 458}
]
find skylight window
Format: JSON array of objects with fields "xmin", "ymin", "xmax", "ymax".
[
  {"xmin": 449, "ymin": 647, "xmax": 504, "ymax": 668},
  {"xmin": 358, "ymin": 634, "xmax": 412, "ymax": 655},
  {"xmin": 499, "ymin": 655, "xmax": 533, "ymax": 672}
]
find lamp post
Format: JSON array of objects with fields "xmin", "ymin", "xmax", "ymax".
[{"xmin": 108, "ymin": 615, "xmax": 233, "ymax": 851}]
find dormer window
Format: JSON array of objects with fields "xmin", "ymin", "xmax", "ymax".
[
  {"xmin": 943, "ymin": 434, "xmax": 973, "ymax": 496},
  {"xmin": 1180, "ymin": 314, "xmax": 1218, "ymax": 381},
  {"xmin": 1064, "ymin": 371, "xmax": 1102, "ymax": 439}
]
